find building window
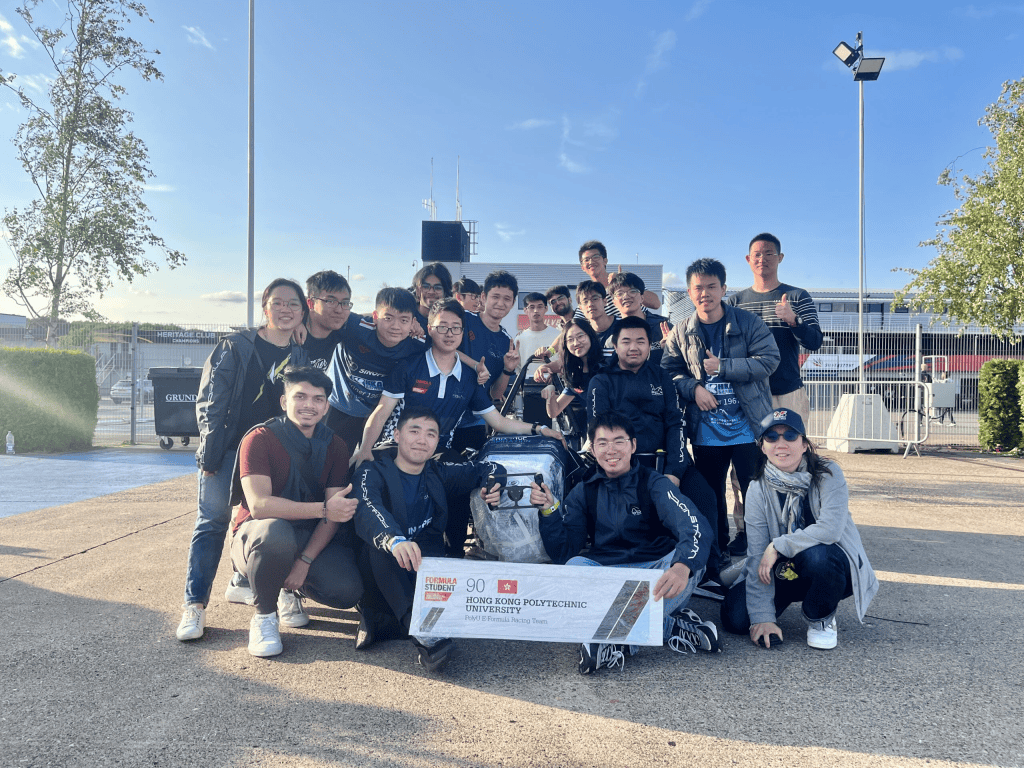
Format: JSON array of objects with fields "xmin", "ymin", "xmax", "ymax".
[{"xmin": 819, "ymin": 303, "xmax": 833, "ymax": 312}]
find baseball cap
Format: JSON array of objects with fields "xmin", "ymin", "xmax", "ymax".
[{"xmin": 759, "ymin": 408, "xmax": 806, "ymax": 438}]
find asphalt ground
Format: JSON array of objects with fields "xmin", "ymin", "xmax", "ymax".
[{"xmin": 0, "ymin": 447, "xmax": 1022, "ymax": 767}]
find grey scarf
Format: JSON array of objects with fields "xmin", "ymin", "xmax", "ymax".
[{"xmin": 762, "ymin": 457, "xmax": 812, "ymax": 534}]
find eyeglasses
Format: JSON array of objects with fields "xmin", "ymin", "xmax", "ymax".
[
  {"xmin": 431, "ymin": 325, "xmax": 463, "ymax": 335},
  {"xmin": 612, "ymin": 288, "xmax": 641, "ymax": 300},
  {"xmin": 315, "ymin": 296, "xmax": 353, "ymax": 309},
  {"xmin": 580, "ymin": 295, "xmax": 605, "ymax": 305},
  {"xmin": 763, "ymin": 429, "xmax": 802, "ymax": 443},
  {"xmin": 267, "ymin": 299, "xmax": 302, "ymax": 311},
  {"xmin": 420, "ymin": 282, "xmax": 444, "ymax": 292},
  {"xmin": 593, "ymin": 437, "xmax": 631, "ymax": 450}
]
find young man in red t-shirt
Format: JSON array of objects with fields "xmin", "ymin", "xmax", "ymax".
[{"xmin": 230, "ymin": 366, "xmax": 362, "ymax": 657}]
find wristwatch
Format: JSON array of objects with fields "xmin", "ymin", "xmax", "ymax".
[{"xmin": 299, "ymin": 553, "xmax": 314, "ymax": 565}]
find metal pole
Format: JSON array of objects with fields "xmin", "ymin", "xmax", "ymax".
[
  {"xmin": 858, "ymin": 75, "xmax": 865, "ymax": 396},
  {"xmin": 246, "ymin": 0, "xmax": 255, "ymax": 328},
  {"xmin": 130, "ymin": 321, "xmax": 138, "ymax": 445}
]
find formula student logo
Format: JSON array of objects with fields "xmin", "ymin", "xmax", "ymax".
[{"xmin": 424, "ymin": 576, "xmax": 457, "ymax": 602}]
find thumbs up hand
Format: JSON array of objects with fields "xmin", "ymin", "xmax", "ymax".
[
  {"xmin": 476, "ymin": 357, "xmax": 490, "ymax": 385},
  {"xmin": 775, "ymin": 293, "xmax": 797, "ymax": 327}
]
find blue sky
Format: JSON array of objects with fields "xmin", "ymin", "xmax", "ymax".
[{"xmin": 0, "ymin": 0, "xmax": 1021, "ymax": 324}]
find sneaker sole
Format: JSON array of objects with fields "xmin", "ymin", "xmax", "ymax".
[
  {"xmin": 176, "ymin": 628, "xmax": 204, "ymax": 642},
  {"xmin": 225, "ymin": 586, "xmax": 256, "ymax": 605},
  {"xmin": 279, "ymin": 614, "xmax": 310, "ymax": 629},
  {"xmin": 807, "ymin": 635, "xmax": 838, "ymax": 650},
  {"xmin": 248, "ymin": 643, "xmax": 283, "ymax": 657}
]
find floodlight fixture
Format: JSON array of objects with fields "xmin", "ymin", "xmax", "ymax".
[
  {"xmin": 854, "ymin": 57, "xmax": 885, "ymax": 81},
  {"xmin": 833, "ymin": 41, "xmax": 859, "ymax": 67}
]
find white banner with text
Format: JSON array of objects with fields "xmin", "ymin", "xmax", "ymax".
[{"xmin": 411, "ymin": 558, "xmax": 663, "ymax": 646}]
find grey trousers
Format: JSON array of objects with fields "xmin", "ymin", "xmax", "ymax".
[{"xmin": 231, "ymin": 518, "xmax": 363, "ymax": 615}]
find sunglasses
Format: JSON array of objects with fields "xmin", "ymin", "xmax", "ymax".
[{"xmin": 763, "ymin": 429, "xmax": 802, "ymax": 443}]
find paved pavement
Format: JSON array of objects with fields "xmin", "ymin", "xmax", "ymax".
[
  {"xmin": 0, "ymin": 448, "xmax": 195, "ymax": 519},
  {"xmin": 1, "ymin": 447, "xmax": 1022, "ymax": 767}
]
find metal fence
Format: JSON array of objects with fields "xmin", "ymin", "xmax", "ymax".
[
  {"xmin": 2, "ymin": 322, "xmax": 236, "ymax": 448},
  {"xmin": 5, "ymin": 313, "xmax": 1021, "ymax": 452}
]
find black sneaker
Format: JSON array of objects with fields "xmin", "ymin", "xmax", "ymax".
[
  {"xmin": 578, "ymin": 643, "xmax": 626, "ymax": 674},
  {"xmin": 728, "ymin": 531, "xmax": 747, "ymax": 556},
  {"xmin": 354, "ymin": 616, "xmax": 376, "ymax": 650},
  {"xmin": 668, "ymin": 608, "xmax": 721, "ymax": 654},
  {"xmin": 415, "ymin": 638, "xmax": 456, "ymax": 672}
]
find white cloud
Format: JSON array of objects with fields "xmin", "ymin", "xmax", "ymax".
[
  {"xmin": 558, "ymin": 153, "xmax": 588, "ymax": 174},
  {"xmin": 183, "ymin": 26, "xmax": 215, "ymax": 50},
  {"xmin": 202, "ymin": 291, "xmax": 246, "ymax": 303},
  {"xmin": 14, "ymin": 73, "xmax": 50, "ymax": 93},
  {"xmin": 664, "ymin": 271, "xmax": 680, "ymax": 285},
  {"xmin": 495, "ymin": 223, "xmax": 526, "ymax": 242},
  {"xmin": 1, "ymin": 13, "xmax": 25, "ymax": 59},
  {"xmin": 508, "ymin": 118, "xmax": 554, "ymax": 130},
  {"xmin": 866, "ymin": 47, "xmax": 964, "ymax": 71},
  {"xmin": 963, "ymin": 4, "xmax": 1024, "ymax": 19},
  {"xmin": 143, "ymin": 183, "xmax": 175, "ymax": 193},
  {"xmin": 686, "ymin": 0, "xmax": 716, "ymax": 21},
  {"xmin": 351, "ymin": 274, "xmax": 365, "ymax": 281},
  {"xmin": 637, "ymin": 30, "xmax": 677, "ymax": 98},
  {"xmin": 584, "ymin": 116, "xmax": 619, "ymax": 142},
  {"xmin": 645, "ymin": 30, "xmax": 677, "ymax": 74}
]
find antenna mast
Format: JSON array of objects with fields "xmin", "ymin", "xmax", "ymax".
[
  {"xmin": 421, "ymin": 158, "xmax": 437, "ymax": 221},
  {"xmin": 456, "ymin": 156, "xmax": 462, "ymax": 222}
]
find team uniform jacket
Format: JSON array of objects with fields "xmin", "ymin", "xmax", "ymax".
[
  {"xmin": 586, "ymin": 360, "xmax": 690, "ymax": 479},
  {"xmin": 195, "ymin": 328, "xmax": 308, "ymax": 472},
  {"xmin": 660, "ymin": 303, "xmax": 779, "ymax": 437},
  {"xmin": 539, "ymin": 460, "xmax": 711, "ymax": 573},
  {"xmin": 326, "ymin": 313, "xmax": 427, "ymax": 418},
  {"xmin": 353, "ymin": 449, "xmax": 502, "ymax": 557}
]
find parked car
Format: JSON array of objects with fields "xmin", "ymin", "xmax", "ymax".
[{"xmin": 110, "ymin": 378, "xmax": 154, "ymax": 405}]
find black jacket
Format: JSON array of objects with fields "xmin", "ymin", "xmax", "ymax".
[
  {"xmin": 354, "ymin": 450, "xmax": 501, "ymax": 557},
  {"xmin": 195, "ymin": 328, "xmax": 308, "ymax": 471},
  {"xmin": 585, "ymin": 360, "xmax": 690, "ymax": 479},
  {"xmin": 539, "ymin": 460, "xmax": 711, "ymax": 572}
]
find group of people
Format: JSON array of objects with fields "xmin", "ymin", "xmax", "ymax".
[{"xmin": 174, "ymin": 233, "xmax": 878, "ymax": 675}]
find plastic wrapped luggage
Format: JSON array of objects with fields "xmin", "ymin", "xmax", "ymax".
[{"xmin": 469, "ymin": 434, "xmax": 585, "ymax": 563}]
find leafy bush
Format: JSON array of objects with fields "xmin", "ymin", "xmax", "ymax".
[
  {"xmin": 0, "ymin": 347, "xmax": 98, "ymax": 452},
  {"xmin": 978, "ymin": 359, "xmax": 1023, "ymax": 451}
]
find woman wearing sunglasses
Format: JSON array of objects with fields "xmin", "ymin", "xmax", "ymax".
[{"xmin": 721, "ymin": 409, "xmax": 878, "ymax": 650}]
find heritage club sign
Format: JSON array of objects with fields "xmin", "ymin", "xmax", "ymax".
[{"xmin": 411, "ymin": 558, "xmax": 664, "ymax": 646}]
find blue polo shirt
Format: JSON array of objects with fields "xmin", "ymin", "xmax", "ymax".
[
  {"xmin": 380, "ymin": 349, "xmax": 495, "ymax": 450},
  {"xmin": 457, "ymin": 311, "xmax": 513, "ymax": 429},
  {"xmin": 327, "ymin": 314, "xmax": 427, "ymax": 417}
]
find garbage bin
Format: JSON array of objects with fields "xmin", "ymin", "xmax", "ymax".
[{"xmin": 148, "ymin": 367, "xmax": 201, "ymax": 450}]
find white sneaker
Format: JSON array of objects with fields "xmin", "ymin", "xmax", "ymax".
[
  {"xmin": 248, "ymin": 613, "xmax": 283, "ymax": 657},
  {"xmin": 176, "ymin": 603, "xmax": 205, "ymax": 641},
  {"xmin": 225, "ymin": 572, "xmax": 255, "ymax": 605},
  {"xmin": 277, "ymin": 589, "xmax": 309, "ymax": 628},
  {"xmin": 807, "ymin": 615, "xmax": 838, "ymax": 650}
]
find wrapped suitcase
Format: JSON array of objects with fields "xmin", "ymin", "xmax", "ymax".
[{"xmin": 468, "ymin": 434, "xmax": 585, "ymax": 563}]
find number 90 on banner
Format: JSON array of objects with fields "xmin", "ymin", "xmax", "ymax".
[{"xmin": 411, "ymin": 558, "xmax": 664, "ymax": 646}]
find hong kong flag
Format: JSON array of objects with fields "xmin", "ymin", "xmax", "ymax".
[{"xmin": 498, "ymin": 579, "xmax": 518, "ymax": 594}]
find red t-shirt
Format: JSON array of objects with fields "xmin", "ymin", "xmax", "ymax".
[{"xmin": 233, "ymin": 424, "xmax": 351, "ymax": 531}]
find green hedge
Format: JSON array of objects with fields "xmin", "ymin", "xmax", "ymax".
[
  {"xmin": 978, "ymin": 359, "xmax": 1023, "ymax": 451},
  {"xmin": 0, "ymin": 347, "xmax": 99, "ymax": 453}
]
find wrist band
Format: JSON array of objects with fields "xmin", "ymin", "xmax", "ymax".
[
  {"xmin": 321, "ymin": 500, "xmax": 327, "ymax": 518},
  {"xmin": 299, "ymin": 553, "xmax": 313, "ymax": 565},
  {"xmin": 540, "ymin": 499, "xmax": 560, "ymax": 517},
  {"xmin": 503, "ymin": 368, "xmax": 516, "ymax": 376}
]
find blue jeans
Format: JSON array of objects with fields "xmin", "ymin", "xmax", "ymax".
[
  {"xmin": 721, "ymin": 542, "xmax": 854, "ymax": 634},
  {"xmin": 183, "ymin": 447, "xmax": 238, "ymax": 606},
  {"xmin": 566, "ymin": 551, "xmax": 705, "ymax": 641}
]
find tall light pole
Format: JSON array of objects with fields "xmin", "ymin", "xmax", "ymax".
[
  {"xmin": 246, "ymin": 0, "xmax": 255, "ymax": 328},
  {"xmin": 833, "ymin": 33, "xmax": 884, "ymax": 394}
]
